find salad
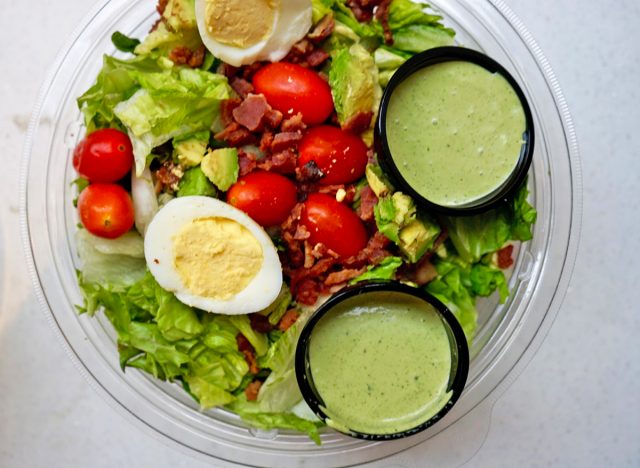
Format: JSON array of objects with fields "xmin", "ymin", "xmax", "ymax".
[{"xmin": 72, "ymin": 0, "xmax": 537, "ymax": 443}]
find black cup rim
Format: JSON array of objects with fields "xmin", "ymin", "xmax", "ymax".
[
  {"xmin": 294, "ymin": 281, "xmax": 470, "ymax": 440},
  {"xmin": 374, "ymin": 46, "xmax": 535, "ymax": 216}
]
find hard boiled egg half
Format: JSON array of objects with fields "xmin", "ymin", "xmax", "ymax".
[
  {"xmin": 195, "ymin": 0, "xmax": 312, "ymax": 66},
  {"xmin": 144, "ymin": 196, "xmax": 282, "ymax": 314}
]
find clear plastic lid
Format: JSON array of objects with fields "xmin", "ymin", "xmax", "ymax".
[{"xmin": 20, "ymin": 0, "xmax": 581, "ymax": 466}]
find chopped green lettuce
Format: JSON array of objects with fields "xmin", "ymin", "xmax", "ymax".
[
  {"xmin": 351, "ymin": 256, "xmax": 403, "ymax": 284},
  {"xmin": 392, "ymin": 24, "xmax": 455, "ymax": 53},
  {"xmin": 113, "ymin": 67, "xmax": 230, "ymax": 175}
]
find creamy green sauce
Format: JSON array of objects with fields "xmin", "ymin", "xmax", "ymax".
[
  {"xmin": 386, "ymin": 61, "xmax": 526, "ymax": 207},
  {"xmin": 308, "ymin": 292, "xmax": 452, "ymax": 435}
]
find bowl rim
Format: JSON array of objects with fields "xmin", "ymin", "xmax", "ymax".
[
  {"xmin": 374, "ymin": 45, "xmax": 535, "ymax": 216},
  {"xmin": 294, "ymin": 281, "xmax": 470, "ymax": 440}
]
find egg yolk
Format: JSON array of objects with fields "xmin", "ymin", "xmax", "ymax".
[
  {"xmin": 173, "ymin": 217, "xmax": 263, "ymax": 301},
  {"xmin": 205, "ymin": 0, "xmax": 277, "ymax": 48}
]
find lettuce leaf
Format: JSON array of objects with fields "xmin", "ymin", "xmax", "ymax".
[
  {"xmin": 351, "ymin": 256, "xmax": 403, "ymax": 284},
  {"xmin": 114, "ymin": 68, "xmax": 230, "ymax": 175}
]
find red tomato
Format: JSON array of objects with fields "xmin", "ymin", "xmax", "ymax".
[
  {"xmin": 78, "ymin": 184, "xmax": 135, "ymax": 239},
  {"xmin": 73, "ymin": 128, "xmax": 133, "ymax": 183},
  {"xmin": 227, "ymin": 171, "xmax": 298, "ymax": 227},
  {"xmin": 300, "ymin": 193, "xmax": 368, "ymax": 258},
  {"xmin": 298, "ymin": 126, "xmax": 369, "ymax": 185},
  {"xmin": 252, "ymin": 62, "xmax": 334, "ymax": 126}
]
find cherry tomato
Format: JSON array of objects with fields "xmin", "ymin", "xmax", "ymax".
[
  {"xmin": 252, "ymin": 62, "xmax": 334, "ymax": 126},
  {"xmin": 227, "ymin": 171, "xmax": 298, "ymax": 227},
  {"xmin": 78, "ymin": 183, "xmax": 135, "ymax": 239},
  {"xmin": 73, "ymin": 128, "xmax": 133, "ymax": 183},
  {"xmin": 298, "ymin": 126, "xmax": 369, "ymax": 185},
  {"xmin": 300, "ymin": 193, "xmax": 368, "ymax": 258}
]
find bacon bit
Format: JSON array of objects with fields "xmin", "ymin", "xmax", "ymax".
[
  {"xmin": 188, "ymin": 45, "xmax": 206, "ymax": 68},
  {"xmin": 221, "ymin": 98, "xmax": 242, "ymax": 127},
  {"xmin": 214, "ymin": 122, "xmax": 257, "ymax": 147},
  {"xmin": 232, "ymin": 94, "xmax": 271, "ymax": 132},
  {"xmin": 218, "ymin": 63, "xmax": 238, "ymax": 78},
  {"xmin": 238, "ymin": 150, "xmax": 258, "ymax": 177},
  {"xmin": 169, "ymin": 45, "xmax": 206, "ymax": 68},
  {"xmin": 497, "ymin": 244, "xmax": 514, "ymax": 269},
  {"xmin": 281, "ymin": 203, "xmax": 303, "ymax": 231},
  {"xmin": 155, "ymin": 160, "xmax": 183, "ymax": 193},
  {"xmin": 308, "ymin": 14, "xmax": 335, "ymax": 44},
  {"xmin": 357, "ymin": 185, "xmax": 378, "ymax": 221},
  {"xmin": 278, "ymin": 309, "xmax": 301, "ymax": 332},
  {"xmin": 249, "ymin": 313, "xmax": 274, "ymax": 333},
  {"xmin": 150, "ymin": 18, "xmax": 162, "ymax": 32},
  {"xmin": 271, "ymin": 131, "xmax": 303, "ymax": 153},
  {"xmin": 259, "ymin": 131, "xmax": 274, "ymax": 153},
  {"xmin": 156, "ymin": 0, "xmax": 168, "ymax": 16},
  {"xmin": 230, "ymin": 76, "xmax": 254, "ymax": 99},
  {"xmin": 312, "ymin": 243, "xmax": 340, "ymax": 260},
  {"xmin": 367, "ymin": 148, "xmax": 377, "ymax": 164},
  {"xmin": 293, "ymin": 224, "xmax": 310, "ymax": 241},
  {"xmin": 240, "ymin": 61, "xmax": 265, "ymax": 80},
  {"xmin": 281, "ymin": 113, "xmax": 306, "ymax": 133},
  {"xmin": 244, "ymin": 380, "xmax": 262, "ymax": 401},
  {"xmin": 307, "ymin": 49, "xmax": 331, "ymax": 68},
  {"xmin": 342, "ymin": 111, "xmax": 373, "ymax": 134},
  {"xmin": 296, "ymin": 161, "xmax": 325, "ymax": 182},
  {"xmin": 347, "ymin": 0, "xmax": 376, "ymax": 22},
  {"xmin": 325, "ymin": 267, "xmax": 367, "ymax": 286},
  {"xmin": 343, "ymin": 231, "xmax": 392, "ymax": 268},
  {"xmin": 317, "ymin": 184, "xmax": 357, "ymax": 204},
  {"xmin": 264, "ymin": 109, "xmax": 283, "ymax": 129},
  {"xmin": 295, "ymin": 278, "xmax": 321, "ymax": 305},
  {"xmin": 408, "ymin": 257, "xmax": 438, "ymax": 286},
  {"xmin": 375, "ymin": 0, "xmax": 394, "ymax": 45},
  {"xmin": 257, "ymin": 149, "xmax": 297, "ymax": 174},
  {"xmin": 303, "ymin": 241, "xmax": 315, "ymax": 268},
  {"xmin": 236, "ymin": 334, "xmax": 259, "ymax": 374}
]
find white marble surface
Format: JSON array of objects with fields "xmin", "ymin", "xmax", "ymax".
[{"xmin": 1, "ymin": 0, "xmax": 639, "ymax": 467}]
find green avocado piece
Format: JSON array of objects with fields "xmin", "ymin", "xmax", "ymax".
[
  {"xmin": 177, "ymin": 166, "xmax": 217, "ymax": 198},
  {"xmin": 398, "ymin": 214, "xmax": 441, "ymax": 263},
  {"xmin": 173, "ymin": 131, "xmax": 209, "ymax": 167},
  {"xmin": 365, "ymin": 164, "xmax": 393, "ymax": 198},
  {"xmin": 201, "ymin": 147, "xmax": 239, "ymax": 192}
]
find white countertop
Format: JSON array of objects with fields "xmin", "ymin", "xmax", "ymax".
[{"xmin": 1, "ymin": 1, "xmax": 638, "ymax": 467}]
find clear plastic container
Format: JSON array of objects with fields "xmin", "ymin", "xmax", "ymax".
[{"xmin": 20, "ymin": 0, "xmax": 581, "ymax": 466}]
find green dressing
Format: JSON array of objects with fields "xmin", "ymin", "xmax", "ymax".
[
  {"xmin": 386, "ymin": 60, "xmax": 526, "ymax": 207},
  {"xmin": 308, "ymin": 292, "xmax": 452, "ymax": 435}
]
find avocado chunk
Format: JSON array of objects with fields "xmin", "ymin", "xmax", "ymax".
[
  {"xmin": 177, "ymin": 166, "xmax": 217, "ymax": 198},
  {"xmin": 365, "ymin": 164, "xmax": 393, "ymax": 198},
  {"xmin": 201, "ymin": 147, "xmax": 239, "ymax": 191},
  {"xmin": 374, "ymin": 191, "xmax": 441, "ymax": 263},
  {"xmin": 173, "ymin": 131, "xmax": 209, "ymax": 167},
  {"xmin": 398, "ymin": 215, "xmax": 441, "ymax": 263}
]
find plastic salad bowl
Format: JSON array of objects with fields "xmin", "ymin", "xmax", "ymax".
[{"xmin": 20, "ymin": 0, "xmax": 581, "ymax": 466}]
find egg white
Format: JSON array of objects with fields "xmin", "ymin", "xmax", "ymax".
[
  {"xmin": 144, "ymin": 196, "xmax": 283, "ymax": 314},
  {"xmin": 195, "ymin": 0, "xmax": 312, "ymax": 67}
]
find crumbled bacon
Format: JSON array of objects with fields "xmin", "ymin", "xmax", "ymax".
[
  {"xmin": 218, "ymin": 62, "xmax": 238, "ymax": 78},
  {"xmin": 156, "ymin": 0, "xmax": 168, "ymax": 16},
  {"xmin": 357, "ymin": 185, "xmax": 378, "ymax": 221},
  {"xmin": 295, "ymin": 278, "xmax": 321, "ymax": 305},
  {"xmin": 214, "ymin": 122, "xmax": 257, "ymax": 147},
  {"xmin": 281, "ymin": 113, "xmax": 306, "ymax": 133},
  {"xmin": 245, "ymin": 380, "xmax": 262, "ymax": 401},
  {"xmin": 342, "ymin": 111, "xmax": 373, "ymax": 134},
  {"xmin": 169, "ymin": 45, "xmax": 205, "ymax": 68},
  {"xmin": 221, "ymin": 98, "xmax": 242, "ymax": 127},
  {"xmin": 375, "ymin": 0, "xmax": 394, "ymax": 45},
  {"xmin": 278, "ymin": 309, "xmax": 300, "ymax": 332},
  {"xmin": 307, "ymin": 49, "xmax": 330, "ymax": 68},
  {"xmin": 407, "ymin": 257, "xmax": 438, "ymax": 286},
  {"xmin": 264, "ymin": 109, "xmax": 283, "ymax": 129},
  {"xmin": 325, "ymin": 268, "xmax": 367, "ymax": 286},
  {"xmin": 237, "ymin": 150, "xmax": 258, "ymax": 177},
  {"xmin": 257, "ymin": 149, "xmax": 297, "ymax": 174},
  {"xmin": 259, "ymin": 131, "xmax": 274, "ymax": 153},
  {"xmin": 232, "ymin": 94, "xmax": 271, "ymax": 132},
  {"xmin": 240, "ymin": 62, "xmax": 265, "ymax": 80},
  {"xmin": 236, "ymin": 334, "xmax": 259, "ymax": 374},
  {"xmin": 497, "ymin": 244, "xmax": 514, "ymax": 269},
  {"xmin": 230, "ymin": 77, "xmax": 254, "ymax": 99},
  {"xmin": 308, "ymin": 14, "xmax": 335, "ymax": 44},
  {"xmin": 271, "ymin": 131, "xmax": 303, "ymax": 153},
  {"xmin": 249, "ymin": 313, "xmax": 274, "ymax": 333},
  {"xmin": 154, "ymin": 160, "xmax": 183, "ymax": 193},
  {"xmin": 316, "ymin": 184, "xmax": 357, "ymax": 204}
]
